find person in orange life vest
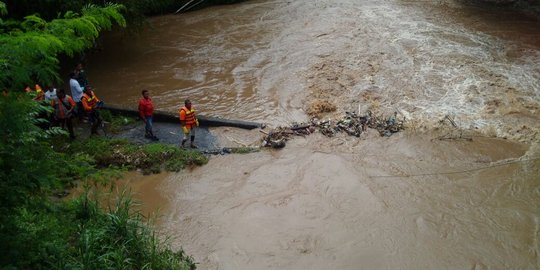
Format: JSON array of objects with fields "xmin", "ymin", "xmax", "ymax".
[
  {"xmin": 81, "ymin": 86, "xmax": 103, "ymax": 135},
  {"xmin": 33, "ymin": 84, "xmax": 44, "ymax": 101},
  {"xmin": 51, "ymin": 88, "xmax": 76, "ymax": 139},
  {"xmin": 138, "ymin": 89, "xmax": 158, "ymax": 141},
  {"xmin": 179, "ymin": 99, "xmax": 199, "ymax": 148},
  {"xmin": 23, "ymin": 84, "xmax": 44, "ymax": 100}
]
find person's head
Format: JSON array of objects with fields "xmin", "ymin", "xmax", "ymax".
[
  {"xmin": 142, "ymin": 89, "xmax": 150, "ymax": 99},
  {"xmin": 69, "ymin": 72, "xmax": 77, "ymax": 79},
  {"xmin": 57, "ymin": 88, "xmax": 66, "ymax": 99},
  {"xmin": 84, "ymin": 85, "xmax": 93, "ymax": 94},
  {"xmin": 75, "ymin": 63, "xmax": 84, "ymax": 71},
  {"xmin": 184, "ymin": 99, "xmax": 192, "ymax": 109}
]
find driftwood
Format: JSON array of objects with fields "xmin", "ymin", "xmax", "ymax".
[
  {"xmin": 290, "ymin": 124, "xmax": 311, "ymax": 130},
  {"xmin": 436, "ymin": 115, "xmax": 472, "ymax": 141},
  {"xmin": 261, "ymin": 110, "xmax": 406, "ymax": 149}
]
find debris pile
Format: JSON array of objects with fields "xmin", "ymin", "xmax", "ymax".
[
  {"xmin": 262, "ymin": 111, "xmax": 405, "ymax": 148},
  {"xmin": 260, "ymin": 126, "xmax": 311, "ymax": 149}
]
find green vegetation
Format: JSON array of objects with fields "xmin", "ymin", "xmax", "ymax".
[
  {"xmin": 0, "ymin": 92, "xmax": 202, "ymax": 270},
  {"xmin": 0, "ymin": 2, "xmax": 126, "ymax": 90},
  {"xmin": 100, "ymin": 109, "xmax": 139, "ymax": 133},
  {"xmin": 0, "ymin": 2, "xmax": 202, "ymax": 268},
  {"xmin": 6, "ymin": 190, "xmax": 195, "ymax": 269},
  {"xmin": 62, "ymin": 137, "xmax": 208, "ymax": 175}
]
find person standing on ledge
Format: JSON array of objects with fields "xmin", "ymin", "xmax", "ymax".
[
  {"xmin": 179, "ymin": 99, "xmax": 199, "ymax": 148},
  {"xmin": 138, "ymin": 89, "xmax": 158, "ymax": 141}
]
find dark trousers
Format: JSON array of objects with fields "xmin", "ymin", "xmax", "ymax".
[
  {"xmin": 54, "ymin": 117, "xmax": 75, "ymax": 139},
  {"xmin": 76, "ymin": 101, "xmax": 84, "ymax": 120},
  {"xmin": 88, "ymin": 110, "xmax": 102, "ymax": 135}
]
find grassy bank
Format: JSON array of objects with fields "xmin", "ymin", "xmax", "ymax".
[
  {"xmin": 0, "ymin": 93, "xmax": 206, "ymax": 268},
  {"xmin": 59, "ymin": 137, "xmax": 208, "ymax": 175},
  {"xmin": 6, "ymin": 191, "xmax": 196, "ymax": 269}
]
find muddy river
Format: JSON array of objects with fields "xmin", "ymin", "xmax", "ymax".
[{"xmin": 88, "ymin": 0, "xmax": 540, "ymax": 269}]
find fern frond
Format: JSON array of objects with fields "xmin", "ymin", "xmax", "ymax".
[{"xmin": 21, "ymin": 15, "xmax": 47, "ymax": 31}]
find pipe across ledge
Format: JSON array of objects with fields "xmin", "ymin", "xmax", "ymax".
[{"xmin": 103, "ymin": 104, "xmax": 265, "ymax": 130}]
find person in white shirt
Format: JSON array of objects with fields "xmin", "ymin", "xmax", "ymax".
[
  {"xmin": 44, "ymin": 86, "xmax": 57, "ymax": 101},
  {"xmin": 69, "ymin": 72, "xmax": 84, "ymax": 120}
]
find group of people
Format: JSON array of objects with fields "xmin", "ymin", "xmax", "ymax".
[
  {"xmin": 138, "ymin": 90, "xmax": 199, "ymax": 148},
  {"xmin": 25, "ymin": 63, "xmax": 103, "ymax": 139},
  {"xmin": 25, "ymin": 63, "xmax": 199, "ymax": 147}
]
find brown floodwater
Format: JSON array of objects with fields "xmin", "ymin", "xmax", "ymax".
[
  {"xmin": 87, "ymin": 0, "xmax": 540, "ymax": 269},
  {"xmin": 68, "ymin": 172, "xmax": 170, "ymax": 220}
]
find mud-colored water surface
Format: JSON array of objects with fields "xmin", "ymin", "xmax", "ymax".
[
  {"xmin": 88, "ymin": 0, "xmax": 540, "ymax": 269},
  {"xmin": 162, "ymin": 133, "xmax": 539, "ymax": 269}
]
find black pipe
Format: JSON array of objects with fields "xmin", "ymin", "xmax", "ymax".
[{"xmin": 103, "ymin": 104, "xmax": 264, "ymax": 130}]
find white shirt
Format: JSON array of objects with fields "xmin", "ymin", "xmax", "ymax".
[
  {"xmin": 69, "ymin": 79, "xmax": 84, "ymax": 102},
  {"xmin": 44, "ymin": 88, "xmax": 57, "ymax": 101}
]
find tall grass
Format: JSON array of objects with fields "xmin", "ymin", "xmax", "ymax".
[{"xmin": 63, "ymin": 192, "xmax": 196, "ymax": 269}]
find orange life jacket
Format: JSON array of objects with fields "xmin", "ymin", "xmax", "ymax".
[
  {"xmin": 82, "ymin": 91, "xmax": 100, "ymax": 112},
  {"xmin": 179, "ymin": 106, "xmax": 196, "ymax": 126},
  {"xmin": 52, "ymin": 95, "xmax": 75, "ymax": 119},
  {"xmin": 34, "ymin": 85, "xmax": 44, "ymax": 101}
]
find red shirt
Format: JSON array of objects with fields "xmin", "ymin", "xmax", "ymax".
[{"xmin": 138, "ymin": 97, "xmax": 154, "ymax": 118}]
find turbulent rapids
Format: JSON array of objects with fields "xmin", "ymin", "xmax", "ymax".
[{"xmin": 88, "ymin": 0, "xmax": 540, "ymax": 269}]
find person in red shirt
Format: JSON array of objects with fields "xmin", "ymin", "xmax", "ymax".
[{"xmin": 138, "ymin": 89, "xmax": 158, "ymax": 141}]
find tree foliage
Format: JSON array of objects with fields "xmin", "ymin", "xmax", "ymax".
[{"xmin": 0, "ymin": 1, "xmax": 126, "ymax": 91}]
